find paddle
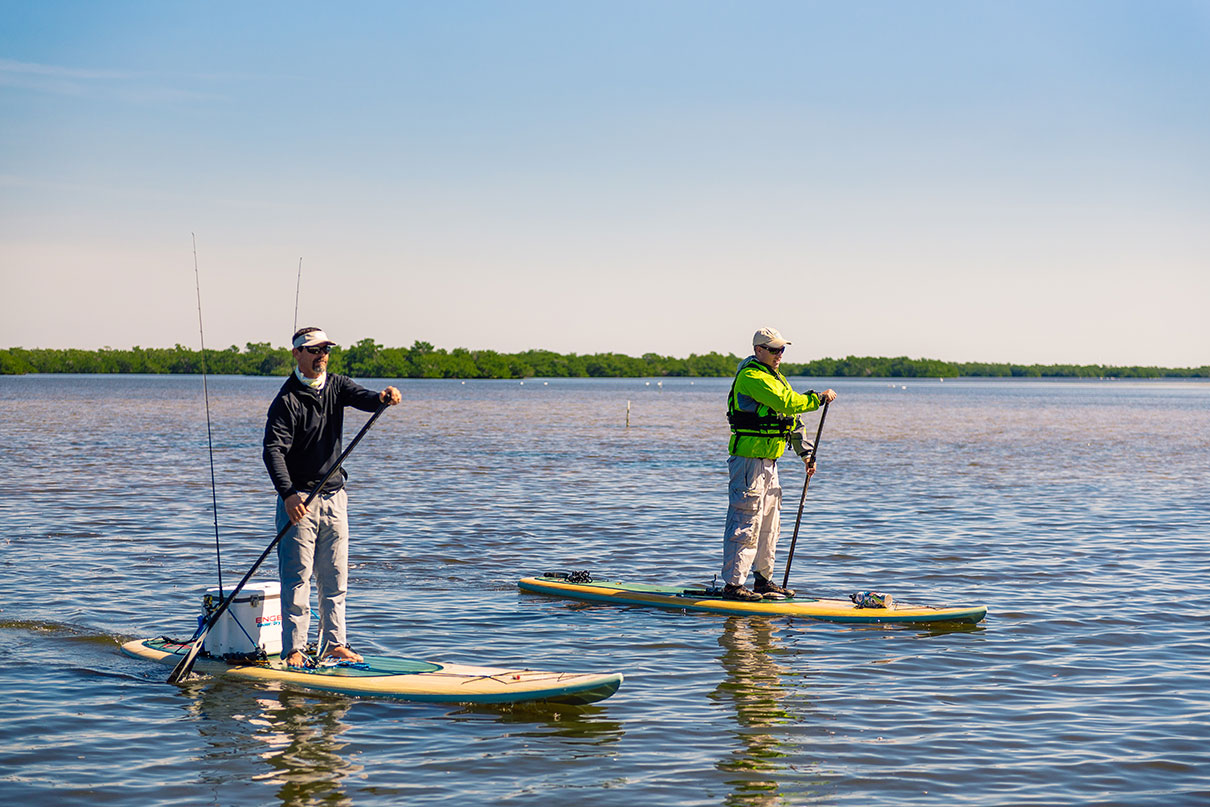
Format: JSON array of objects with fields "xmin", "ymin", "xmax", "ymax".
[
  {"xmin": 167, "ymin": 400, "xmax": 390, "ymax": 684},
  {"xmin": 781, "ymin": 400, "xmax": 830, "ymax": 590}
]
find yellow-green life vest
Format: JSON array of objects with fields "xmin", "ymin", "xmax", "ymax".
[{"xmin": 726, "ymin": 356, "xmax": 822, "ymax": 459}]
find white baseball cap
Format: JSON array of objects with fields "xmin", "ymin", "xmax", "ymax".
[
  {"xmin": 292, "ymin": 328, "xmax": 336, "ymax": 349},
  {"xmin": 753, "ymin": 327, "xmax": 791, "ymax": 349}
]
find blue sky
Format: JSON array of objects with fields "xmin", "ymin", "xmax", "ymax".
[{"xmin": 2, "ymin": 1, "xmax": 1207, "ymax": 365}]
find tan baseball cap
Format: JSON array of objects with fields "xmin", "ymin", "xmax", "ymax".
[
  {"xmin": 292, "ymin": 328, "xmax": 336, "ymax": 349},
  {"xmin": 753, "ymin": 327, "xmax": 791, "ymax": 349}
]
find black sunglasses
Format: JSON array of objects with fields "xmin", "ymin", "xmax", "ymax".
[
  {"xmin": 759, "ymin": 345, "xmax": 785, "ymax": 355},
  {"xmin": 302, "ymin": 345, "xmax": 331, "ymax": 355}
]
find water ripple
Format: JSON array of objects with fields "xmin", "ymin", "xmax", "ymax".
[{"xmin": 1, "ymin": 375, "xmax": 1208, "ymax": 806}]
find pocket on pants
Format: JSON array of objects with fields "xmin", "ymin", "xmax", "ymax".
[{"xmin": 729, "ymin": 481, "xmax": 762, "ymax": 513}]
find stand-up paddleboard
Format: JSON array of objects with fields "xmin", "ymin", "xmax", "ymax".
[
  {"xmin": 123, "ymin": 638, "xmax": 623, "ymax": 705},
  {"xmin": 519, "ymin": 574, "xmax": 987, "ymax": 625}
]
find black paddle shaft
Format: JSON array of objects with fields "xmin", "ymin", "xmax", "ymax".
[
  {"xmin": 167, "ymin": 400, "xmax": 389, "ymax": 684},
  {"xmin": 781, "ymin": 400, "xmax": 830, "ymax": 590}
]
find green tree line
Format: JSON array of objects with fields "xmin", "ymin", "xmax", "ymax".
[
  {"xmin": 784, "ymin": 356, "xmax": 1210, "ymax": 379},
  {"xmin": 1, "ymin": 342, "xmax": 1206, "ymax": 379}
]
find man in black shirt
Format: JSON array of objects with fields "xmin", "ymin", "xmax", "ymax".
[{"xmin": 263, "ymin": 326, "xmax": 401, "ymax": 667}]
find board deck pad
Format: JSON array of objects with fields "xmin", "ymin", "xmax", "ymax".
[
  {"xmin": 123, "ymin": 638, "xmax": 623, "ymax": 705},
  {"xmin": 519, "ymin": 575, "xmax": 987, "ymax": 625}
]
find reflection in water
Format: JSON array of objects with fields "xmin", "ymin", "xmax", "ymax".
[
  {"xmin": 184, "ymin": 679, "xmax": 358, "ymax": 807},
  {"xmin": 453, "ymin": 700, "xmax": 625, "ymax": 741},
  {"xmin": 712, "ymin": 617, "xmax": 817, "ymax": 807},
  {"xmin": 252, "ymin": 689, "xmax": 358, "ymax": 807},
  {"xmin": 914, "ymin": 621, "xmax": 984, "ymax": 639},
  {"xmin": 180, "ymin": 677, "xmax": 628, "ymax": 805}
]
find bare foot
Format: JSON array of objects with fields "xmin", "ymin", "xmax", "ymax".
[
  {"xmin": 323, "ymin": 645, "xmax": 363, "ymax": 663},
  {"xmin": 283, "ymin": 651, "xmax": 312, "ymax": 668}
]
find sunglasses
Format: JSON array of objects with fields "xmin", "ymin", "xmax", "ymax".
[
  {"xmin": 302, "ymin": 345, "xmax": 331, "ymax": 355},
  {"xmin": 759, "ymin": 345, "xmax": 785, "ymax": 355}
]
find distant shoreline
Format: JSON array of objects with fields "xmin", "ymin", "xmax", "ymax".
[{"xmin": 2, "ymin": 342, "xmax": 1206, "ymax": 379}]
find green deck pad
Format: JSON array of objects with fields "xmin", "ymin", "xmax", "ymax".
[
  {"xmin": 538, "ymin": 577, "xmax": 820, "ymax": 601},
  {"xmin": 145, "ymin": 639, "xmax": 442, "ymax": 676}
]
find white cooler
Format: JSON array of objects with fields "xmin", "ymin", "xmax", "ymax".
[{"xmin": 201, "ymin": 581, "xmax": 283, "ymax": 656}]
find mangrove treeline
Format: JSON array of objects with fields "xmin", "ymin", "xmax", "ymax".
[{"xmin": 2, "ymin": 341, "xmax": 1206, "ymax": 379}]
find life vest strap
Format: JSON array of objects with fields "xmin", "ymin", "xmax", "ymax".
[{"xmin": 727, "ymin": 409, "xmax": 795, "ymax": 436}]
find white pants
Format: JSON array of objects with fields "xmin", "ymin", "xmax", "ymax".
[
  {"xmin": 276, "ymin": 488, "xmax": 350, "ymax": 657},
  {"xmin": 722, "ymin": 456, "xmax": 781, "ymax": 586}
]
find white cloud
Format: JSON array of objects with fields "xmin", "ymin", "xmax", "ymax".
[{"xmin": 0, "ymin": 57, "xmax": 222, "ymax": 102}]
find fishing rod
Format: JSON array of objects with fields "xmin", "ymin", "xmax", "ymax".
[
  {"xmin": 293, "ymin": 257, "xmax": 302, "ymax": 333},
  {"xmin": 167, "ymin": 400, "xmax": 390, "ymax": 684},
  {"xmin": 193, "ymin": 233, "xmax": 224, "ymax": 596},
  {"xmin": 781, "ymin": 400, "xmax": 830, "ymax": 590}
]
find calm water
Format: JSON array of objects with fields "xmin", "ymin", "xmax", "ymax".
[{"xmin": 2, "ymin": 374, "xmax": 1208, "ymax": 806}]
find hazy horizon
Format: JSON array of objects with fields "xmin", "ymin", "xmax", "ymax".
[{"xmin": 4, "ymin": 340, "xmax": 1207, "ymax": 371}]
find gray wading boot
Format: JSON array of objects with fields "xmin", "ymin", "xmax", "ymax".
[
  {"xmin": 753, "ymin": 572, "xmax": 795, "ymax": 600},
  {"xmin": 722, "ymin": 583, "xmax": 763, "ymax": 602}
]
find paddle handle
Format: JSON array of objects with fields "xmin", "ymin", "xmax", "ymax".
[
  {"xmin": 781, "ymin": 400, "xmax": 829, "ymax": 590},
  {"xmin": 168, "ymin": 401, "xmax": 389, "ymax": 683}
]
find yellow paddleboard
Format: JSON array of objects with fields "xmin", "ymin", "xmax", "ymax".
[
  {"xmin": 123, "ymin": 638, "xmax": 623, "ymax": 705},
  {"xmin": 519, "ymin": 575, "xmax": 987, "ymax": 625}
]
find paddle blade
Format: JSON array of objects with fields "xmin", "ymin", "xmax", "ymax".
[{"xmin": 166, "ymin": 639, "xmax": 204, "ymax": 684}]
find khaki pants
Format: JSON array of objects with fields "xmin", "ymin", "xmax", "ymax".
[
  {"xmin": 276, "ymin": 488, "xmax": 350, "ymax": 657},
  {"xmin": 722, "ymin": 456, "xmax": 781, "ymax": 586}
]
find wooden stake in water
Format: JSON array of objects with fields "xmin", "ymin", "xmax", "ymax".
[{"xmin": 626, "ymin": 400, "xmax": 630, "ymax": 427}]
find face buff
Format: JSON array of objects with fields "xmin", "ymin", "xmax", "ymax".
[{"xmin": 295, "ymin": 367, "xmax": 327, "ymax": 390}]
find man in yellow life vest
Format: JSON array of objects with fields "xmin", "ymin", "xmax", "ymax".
[{"xmin": 722, "ymin": 327, "xmax": 837, "ymax": 601}]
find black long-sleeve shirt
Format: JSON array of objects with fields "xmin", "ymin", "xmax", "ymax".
[{"xmin": 262, "ymin": 373, "xmax": 381, "ymax": 499}]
